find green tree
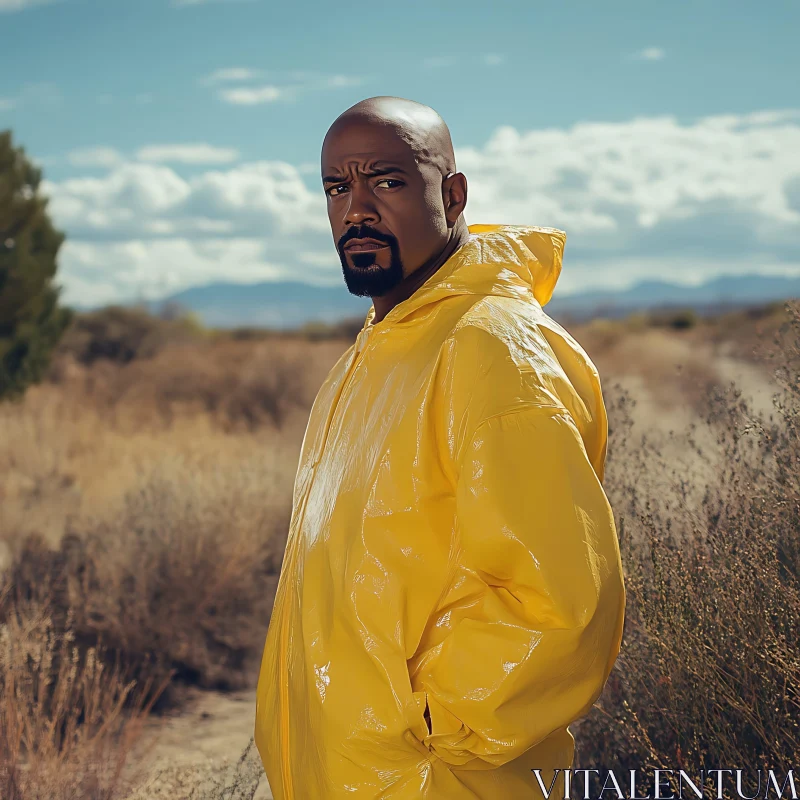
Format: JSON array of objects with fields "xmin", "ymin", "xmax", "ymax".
[{"xmin": 0, "ymin": 129, "xmax": 73, "ymax": 401}]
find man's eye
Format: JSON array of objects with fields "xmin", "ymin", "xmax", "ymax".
[
  {"xmin": 376, "ymin": 179, "xmax": 403, "ymax": 189},
  {"xmin": 327, "ymin": 184, "xmax": 348, "ymax": 197}
]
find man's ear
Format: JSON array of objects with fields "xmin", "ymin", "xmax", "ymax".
[{"xmin": 443, "ymin": 172, "xmax": 467, "ymax": 226}]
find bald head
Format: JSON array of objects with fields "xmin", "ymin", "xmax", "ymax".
[
  {"xmin": 321, "ymin": 95, "xmax": 468, "ymax": 305},
  {"xmin": 324, "ymin": 96, "xmax": 457, "ymax": 178}
]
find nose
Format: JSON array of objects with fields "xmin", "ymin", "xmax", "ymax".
[{"xmin": 343, "ymin": 180, "xmax": 379, "ymax": 227}]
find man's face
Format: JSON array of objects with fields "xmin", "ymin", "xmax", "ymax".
[{"xmin": 321, "ymin": 118, "xmax": 450, "ymax": 298}]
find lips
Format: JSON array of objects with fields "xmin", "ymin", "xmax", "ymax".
[{"xmin": 344, "ymin": 238, "xmax": 388, "ymax": 252}]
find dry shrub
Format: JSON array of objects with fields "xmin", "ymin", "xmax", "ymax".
[
  {"xmin": 705, "ymin": 301, "xmax": 790, "ymax": 355},
  {"xmin": 574, "ymin": 301, "xmax": 800, "ymax": 788},
  {"xmin": 46, "ymin": 335, "xmax": 349, "ymax": 433},
  {"xmin": 0, "ymin": 327, "xmax": 325, "ymax": 798},
  {"xmin": 581, "ymin": 318, "xmax": 627, "ymax": 354},
  {"xmin": 46, "ymin": 305, "xmax": 358, "ymax": 434},
  {"xmin": 585, "ymin": 326, "xmax": 723, "ymax": 417},
  {"xmin": 2, "ymin": 459, "xmax": 290, "ymax": 709},
  {"xmin": 54, "ymin": 306, "xmax": 206, "ymax": 368},
  {"xmin": 0, "ymin": 591, "xmax": 170, "ymax": 800},
  {"xmin": 67, "ymin": 469, "xmax": 287, "ymax": 694},
  {"xmin": 0, "ymin": 379, "xmax": 307, "ymax": 550},
  {"xmin": 578, "ymin": 304, "xmax": 796, "ymax": 422},
  {"xmin": 645, "ymin": 307, "xmax": 698, "ymax": 330},
  {"xmin": 297, "ymin": 316, "xmax": 365, "ymax": 341},
  {"xmin": 0, "ymin": 330, "xmax": 323, "ymax": 707}
]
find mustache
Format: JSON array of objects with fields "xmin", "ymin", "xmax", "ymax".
[{"xmin": 338, "ymin": 225, "xmax": 396, "ymax": 251}]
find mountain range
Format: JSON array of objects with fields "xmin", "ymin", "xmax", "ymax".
[{"xmin": 75, "ymin": 273, "xmax": 800, "ymax": 329}]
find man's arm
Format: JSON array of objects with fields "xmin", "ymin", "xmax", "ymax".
[{"xmin": 410, "ymin": 404, "xmax": 626, "ymax": 768}]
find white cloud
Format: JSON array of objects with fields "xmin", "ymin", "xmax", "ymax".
[
  {"xmin": 632, "ymin": 46, "xmax": 665, "ymax": 61},
  {"xmin": 31, "ymin": 155, "xmax": 59, "ymax": 168},
  {"xmin": 200, "ymin": 67, "xmax": 263, "ymax": 86},
  {"xmin": 457, "ymin": 110, "xmax": 800, "ymax": 292},
  {"xmin": 0, "ymin": 82, "xmax": 61, "ymax": 110},
  {"xmin": 219, "ymin": 85, "xmax": 284, "ymax": 105},
  {"xmin": 60, "ymin": 239, "xmax": 282, "ymax": 306},
  {"xmin": 173, "ymin": 162, "xmax": 328, "ymax": 234},
  {"xmin": 43, "ymin": 158, "xmax": 335, "ymax": 305},
  {"xmin": 458, "ymin": 112, "xmax": 800, "ymax": 234},
  {"xmin": 43, "ymin": 160, "xmax": 327, "ymax": 239},
  {"xmin": 324, "ymin": 74, "xmax": 362, "ymax": 89},
  {"xmin": 68, "ymin": 147, "xmax": 124, "ymax": 169},
  {"xmin": 64, "ymin": 142, "xmax": 242, "ymax": 170},
  {"xmin": 136, "ymin": 143, "xmax": 240, "ymax": 164},
  {"xmin": 41, "ymin": 109, "xmax": 800, "ymax": 306},
  {"xmin": 0, "ymin": 0, "xmax": 58, "ymax": 11},
  {"xmin": 739, "ymin": 110, "xmax": 800, "ymax": 125},
  {"xmin": 207, "ymin": 69, "xmax": 365, "ymax": 105},
  {"xmin": 46, "ymin": 164, "xmax": 188, "ymax": 220}
]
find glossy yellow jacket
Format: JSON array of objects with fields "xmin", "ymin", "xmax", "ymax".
[{"xmin": 255, "ymin": 224, "xmax": 626, "ymax": 799}]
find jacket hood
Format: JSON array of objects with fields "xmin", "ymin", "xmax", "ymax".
[{"xmin": 364, "ymin": 223, "xmax": 566, "ymax": 328}]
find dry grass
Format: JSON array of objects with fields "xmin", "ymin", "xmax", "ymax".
[
  {"xmin": 573, "ymin": 301, "xmax": 800, "ymax": 792},
  {"xmin": 0, "ymin": 593, "xmax": 170, "ymax": 799},
  {"xmin": 1, "ymin": 300, "xmax": 797, "ymax": 798},
  {"xmin": 45, "ymin": 335, "xmax": 347, "ymax": 433}
]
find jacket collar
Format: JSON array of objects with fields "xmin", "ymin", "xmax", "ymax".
[{"xmin": 362, "ymin": 224, "xmax": 566, "ymax": 329}]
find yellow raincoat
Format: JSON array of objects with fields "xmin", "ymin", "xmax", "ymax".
[{"xmin": 255, "ymin": 224, "xmax": 626, "ymax": 799}]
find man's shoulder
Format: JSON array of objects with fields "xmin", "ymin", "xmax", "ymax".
[
  {"xmin": 436, "ymin": 294, "xmax": 605, "ymax": 434},
  {"xmin": 444, "ymin": 295, "xmax": 564, "ymax": 374},
  {"xmin": 436, "ymin": 297, "xmax": 570, "ymax": 416},
  {"xmin": 445, "ymin": 294, "xmax": 598, "ymax": 379}
]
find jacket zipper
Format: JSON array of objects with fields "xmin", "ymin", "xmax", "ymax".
[{"xmin": 277, "ymin": 324, "xmax": 374, "ymax": 800}]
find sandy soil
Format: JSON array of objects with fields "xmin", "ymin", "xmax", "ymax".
[{"xmin": 124, "ymin": 686, "xmax": 272, "ymax": 799}]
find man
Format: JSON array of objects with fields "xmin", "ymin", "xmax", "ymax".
[{"xmin": 255, "ymin": 96, "xmax": 626, "ymax": 799}]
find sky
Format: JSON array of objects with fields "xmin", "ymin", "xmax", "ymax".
[{"xmin": 1, "ymin": 0, "xmax": 799, "ymax": 308}]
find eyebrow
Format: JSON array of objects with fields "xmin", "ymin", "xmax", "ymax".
[{"xmin": 322, "ymin": 164, "xmax": 408, "ymax": 184}]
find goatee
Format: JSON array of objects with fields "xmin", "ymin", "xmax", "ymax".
[{"xmin": 339, "ymin": 243, "xmax": 405, "ymax": 298}]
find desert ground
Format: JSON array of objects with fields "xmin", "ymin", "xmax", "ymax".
[{"xmin": 2, "ymin": 300, "xmax": 797, "ymax": 798}]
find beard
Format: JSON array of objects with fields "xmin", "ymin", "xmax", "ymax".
[{"xmin": 338, "ymin": 239, "xmax": 405, "ymax": 298}]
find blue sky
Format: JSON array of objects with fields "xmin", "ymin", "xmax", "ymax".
[{"xmin": 2, "ymin": 0, "xmax": 799, "ymax": 307}]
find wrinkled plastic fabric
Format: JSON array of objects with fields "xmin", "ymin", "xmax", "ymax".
[{"xmin": 254, "ymin": 224, "xmax": 626, "ymax": 799}]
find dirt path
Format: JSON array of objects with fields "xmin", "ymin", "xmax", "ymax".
[{"xmin": 125, "ymin": 686, "xmax": 272, "ymax": 799}]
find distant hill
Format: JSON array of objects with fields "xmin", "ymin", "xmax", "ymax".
[
  {"xmin": 545, "ymin": 273, "xmax": 800, "ymax": 322},
  {"xmin": 153, "ymin": 280, "xmax": 372, "ymax": 329},
  {"xmin": 73, "ymin": 273, "xmax": 800, "ymax": 329}
]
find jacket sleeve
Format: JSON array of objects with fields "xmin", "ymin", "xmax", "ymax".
[{"xmin": 410, "ymin": 404, "xmax": 626, "ymax": 769}]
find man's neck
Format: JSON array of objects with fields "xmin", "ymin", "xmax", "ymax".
[{"xmin": 370, "ymin": 217, "xmax": 470, "ymax": 325}]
